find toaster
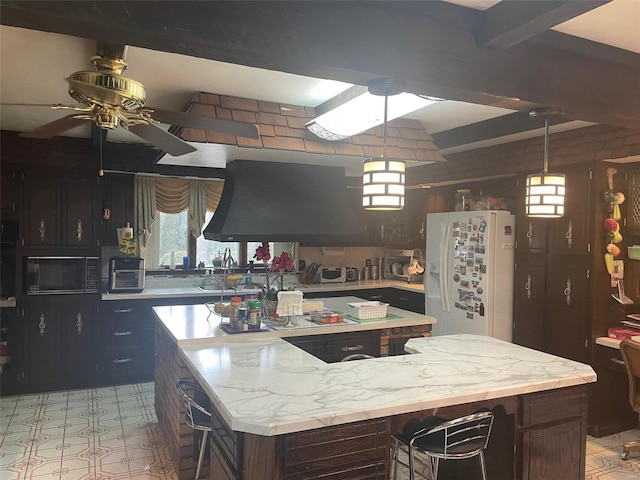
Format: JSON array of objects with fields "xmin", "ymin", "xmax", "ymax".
[{"xmin": 315, "ymin": 267, "xmax": 347, "ymax": 284}]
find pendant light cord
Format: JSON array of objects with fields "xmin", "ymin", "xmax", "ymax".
[
  {"xmin": 543, "ymin": 118, "xmax": 549, "ymax": 174},
  {"xmin": 382, "ymin": 95, "xmax": 388, "ymax": 159},
  {"xmin": 98, "ymin": 130, "xmax": 104, "ymax": 177}
]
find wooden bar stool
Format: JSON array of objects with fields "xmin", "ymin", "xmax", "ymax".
[
  {"xmin": 176, "ymin": 381, "xmax": 213, "ymax": 480},
  {"xmin": 390, "ymin": 411, "xmax": 494, "ymax": 480}
]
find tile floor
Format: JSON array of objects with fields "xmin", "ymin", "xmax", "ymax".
[
  {"xmin": 0, "ymin": 383, "xmax": 176, "ymax": 479},
  {"xmin": 0, "ymin": 381, "xmax": 638, "ymax": 480}
]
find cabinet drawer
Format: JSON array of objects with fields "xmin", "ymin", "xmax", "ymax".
[
  {"xmin": 595, "ymin": 345, "xmax": 628, "ymax": 376},
  {"xmin": 101, "ymin": 317, "xmax": 144, "ymax": 348},
  {"xmin": 520, "ymin": 385, "xmax": 587, "ymax": 428},
  {"xmin": 324, "ymin": 331, "xmax": 381, "ymax": 363},
  {"xmin": 99, "ymin": 347, "xmax": 153, "ymax": 381}
]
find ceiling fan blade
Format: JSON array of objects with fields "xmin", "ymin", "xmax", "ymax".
[
  {"xmin": 147, "ymin": 107, "xmax": 260, "ymax": 139},
  {"xmin": 21, "ymin": 114, "xmax": 90, "ymax": 138},
  {"xmin": 128, "ymin": 122, "xmax": 197, "ymax": 157}
]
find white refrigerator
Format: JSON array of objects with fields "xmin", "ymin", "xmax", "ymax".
[{"xmin": 425, "ymin": 210, "xmax": 515, "ymax": 341}]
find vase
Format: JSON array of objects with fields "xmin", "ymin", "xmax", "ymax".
[{"xmin": 261, "ymin": 299, "xmax": 278, "ymax": 319}]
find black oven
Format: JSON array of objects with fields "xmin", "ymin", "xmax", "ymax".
[{"xmin": 23, "ymin": 256, "xmax": 99, "ymax": 295}]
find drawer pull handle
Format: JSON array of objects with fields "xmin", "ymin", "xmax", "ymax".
[
  {"xmin": 369, "ymin": 295, "xmax": 383, "ymax": 300},
  {"xmin": 398, "ymin": 297, "xmax": 408, "ymax": 302},
  {"xmin": 341, "ymin": 344, "xmax": 364, "ymax": 352},
  {"xmin": 114, "ymin": 308, "xmax": 133, "ymax": 314},
  {"xmin": 112, "ymin": 358, "xmax": 133, "ymax": 364},
  {"xmin": 113, "ymin": 331, "xmax": 133, "ymax": 336},
  {"xmin": 610, "ymin": 357, "xmax": 625, "ymax": 366}
]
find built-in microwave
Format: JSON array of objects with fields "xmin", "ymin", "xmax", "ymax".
[{"xmin": 23, "ymin": 256, "xmax": 99, "ymax": 295}]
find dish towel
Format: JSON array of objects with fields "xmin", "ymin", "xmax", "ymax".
[{"xmin": 276, "ymin": 290, "xmax": 304, "ymax": 317}]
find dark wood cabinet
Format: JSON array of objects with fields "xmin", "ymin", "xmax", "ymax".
[
  {"xmin": 60, "ymin": 300, "xmax": 97, "ymax": 387},
  {"xmin": 544, "ymin": 255, "xmax": 590, "ymax": 363},
  {"xmin": 517, "ymin": 386, "xmax": 588, "ymax": 480},
  {"xmin": 285, "ymin": 330, "xmax": 381, "ymax": 363},
  {"xmin": 20, "ymin": 296, "xmax": 98, "ymax": 393},
  {"xmin": 98, "ymin": 301, "xmax": 156, "ymax": 384},
  {"xmin": 23, "ymin": 169, "xmax": 60, "ymax": 247},
  {"xmin": 588, "ymin": 344, "xmax": 638, "ymax": 437},
  {"xmin": 63, "ymin": 174, "xmax": 98, "ymax": 247},
  {"xmin": 304, "ymin": 287, "xmax": 425, "ymax": 314},
  {"xmin": 21, "ymin": 168, "xmax": 98, "ymax": 248},
  {"xmin": 22, "ymin": 300, "xmax": 64, "ymax": 392},
  {"xmin": 513, "ymin": 254, "xmax": 547, "ymax": 351},
  {"xmin": 513, "ymin": 165, "xmax": 593, "ymax": 364},
  {"xmin": 0, "ymin": 307, "xmax": 25, "ymax": 395},
  {"xmin": 515, "ymin": 217, "xmax": 548, "ymax": 253},
  {"xmin": 0, "ymin": 167, "xmax": 19, "ymax": 219},
  {"xmin": 99, "ymin": 173, "xmax": 134, "ymax": 246},
  {"xmin": 547, "ymin": 169, "xmax": 592, "ymax": 254}
]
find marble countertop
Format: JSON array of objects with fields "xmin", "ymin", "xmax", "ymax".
[
  {"xmin": 153, "ymin": 296, "xmax": 435, "ymax": 347},
  {"xmin": 102, "ymin": 278, "xmax": 424, "ymax": 301},
  {"xmin": 179, "ymin": 333, "xmax": 596, "ymax": 436}
]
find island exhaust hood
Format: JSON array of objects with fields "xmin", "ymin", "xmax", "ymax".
[{"xmin": 203, "ymin": 160, "xmax": 369, "ymax": 243}]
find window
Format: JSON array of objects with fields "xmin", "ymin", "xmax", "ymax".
[
  {"xmin": 195, "ymin": 211, "xmax": 239, "ymax": 267},
  {"xmin": 135, "ymin": 176, "xmax": 298, "ymax": 270}
]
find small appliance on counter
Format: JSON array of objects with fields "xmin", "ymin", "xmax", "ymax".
[
  {"xmin": 315, "ymin": 267, "xmax": 347, "ymax": 284},
  {"xmin": 109, "ymin": 257, "xmax": 145, "ymax": 293}
]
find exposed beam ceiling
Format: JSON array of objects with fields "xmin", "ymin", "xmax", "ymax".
[
  {"xmin": 1, "ymin": 1, "xmax": 638, "ymax": 133},
  {"xmin": 475, "ymin": 0, "xmax": 611, "ymax": 49}
]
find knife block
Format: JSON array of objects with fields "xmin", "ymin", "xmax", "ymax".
[{"xmin": 297, "ymin": 272, "xmax": 316, "ymax": 284}]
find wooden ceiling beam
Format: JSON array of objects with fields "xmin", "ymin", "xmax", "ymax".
[
  {"xmin": 1, "ymin": 1, "xmax": 638, "ymax": 129},
  {"xmin": 432, "ymin": 111, "xmax": 569, "ymax": 150},
  {"xmin": 475, "ymin": 0, "xmax": 611, "ymax": 49}
]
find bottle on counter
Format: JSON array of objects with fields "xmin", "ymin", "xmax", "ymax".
[
  {"xmin": 229, "ymin": 296, "xmax": 242, "ymax": 330},
  {"xmin": 247, "ymin": 299, "xmax": 261, "ymax": 330}
]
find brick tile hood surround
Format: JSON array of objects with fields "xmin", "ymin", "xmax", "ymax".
[{"xmin": 202, "ymin": 159, "xmax": 369, "ymax": 243}]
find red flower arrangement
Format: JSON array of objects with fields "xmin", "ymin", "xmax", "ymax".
[{"xmin": 253, "ymin": 242, "xmax": 294, "ymax": 300}]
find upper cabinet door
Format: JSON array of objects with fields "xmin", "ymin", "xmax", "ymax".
[
  {"xmin": 64, "ymin": 175, "xmax": 97, "ymax": 247},
  {"xmin": 547, "ymin": 169, "xmax": 592, "ymax": 254},
  {"xmin": 23, "ymin": 169, "xmax": 60, "ymax": 247}
]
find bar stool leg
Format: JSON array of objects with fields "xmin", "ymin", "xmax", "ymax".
[
  {"xmin": 479, "ymin": 450, "xmax": 487, "ymax": 480},
  {"xmin": 195, "ymin": 430, "xmax": 208, "ymax": 480},
  {"xmin": 390, "ymin": 438, "xmax": 399, "ymax": 480}
]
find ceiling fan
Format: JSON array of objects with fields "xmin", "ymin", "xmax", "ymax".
[{"xmin": 8, "ymin": 46, "xmax": 260, "ymax": 156}]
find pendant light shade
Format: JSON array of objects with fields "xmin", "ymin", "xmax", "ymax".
[
  {"xmin": 362, "ymin": 158, "xmax": 405, "ymax": 210},
  {"xmin": 525, "ymin": 118, "xmax": 565, "ymax": 218},
  {"xmin": 363, "ymin": 79, "xmax": 406, "ymax": 211}
]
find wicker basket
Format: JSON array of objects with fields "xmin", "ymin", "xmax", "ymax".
[{"xmin": 347, "ymin": 301, "xmax": 388, "ymax": 319}]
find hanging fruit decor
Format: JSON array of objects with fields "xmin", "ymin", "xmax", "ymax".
[{"xmin": 603, "ymin": 168, "xmax": 625, "ymax": 275}]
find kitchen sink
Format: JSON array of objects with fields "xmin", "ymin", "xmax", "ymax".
[{"xmin": 194, "ymin": 284, "xmax": 222, "ymax": 292}]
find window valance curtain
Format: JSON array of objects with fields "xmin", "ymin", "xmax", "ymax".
[{"xmin": 134, "ymin": 175, "xmax": 224, "ymax": 247}]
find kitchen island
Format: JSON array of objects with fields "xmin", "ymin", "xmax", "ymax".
[{"xmin": 154, "ymin": 299, "xmax": 596, "ymax": 480}]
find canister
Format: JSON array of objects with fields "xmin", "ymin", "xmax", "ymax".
[
  {"xmin": 371, "ymin": 265, "xmax": 379, "ymax": 280},
  {"xmin": 363, "ymin": 266, "xmax": 370, "ymax": 281}
]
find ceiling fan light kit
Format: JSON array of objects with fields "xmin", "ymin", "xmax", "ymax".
[
  {"xmin": 525, "ymin": 118, "xmax": 566, "ymax": 218},
  {"xmin": 362, "ymin": 78, "xmax": 407, "ymax": 211}
]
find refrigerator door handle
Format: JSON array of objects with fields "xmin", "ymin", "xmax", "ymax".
[{"xmin": 441, "ymin": 221, "xmax": 451, "ymax": 312}]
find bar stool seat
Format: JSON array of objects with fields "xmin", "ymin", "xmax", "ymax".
[
  {"xmin": 176, "ymin": 381, "xmax": 213, "ymax": 480},
  {"xmin": 391, "ymin": 411, "xmax": 494, "ymax": 480}
]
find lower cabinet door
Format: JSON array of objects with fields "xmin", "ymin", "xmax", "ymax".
[{"xmin": 518, "ymin": 417, "xmax": 586, "ymax": 480}]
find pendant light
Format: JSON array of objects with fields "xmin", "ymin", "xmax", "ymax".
[
  {"xmin": 525, "ymin": 118, "xmax": 565, "ymax": 217},
  {"xmin": 362, "ymin": 79, "xmax": 405, "ymax": 211}
]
